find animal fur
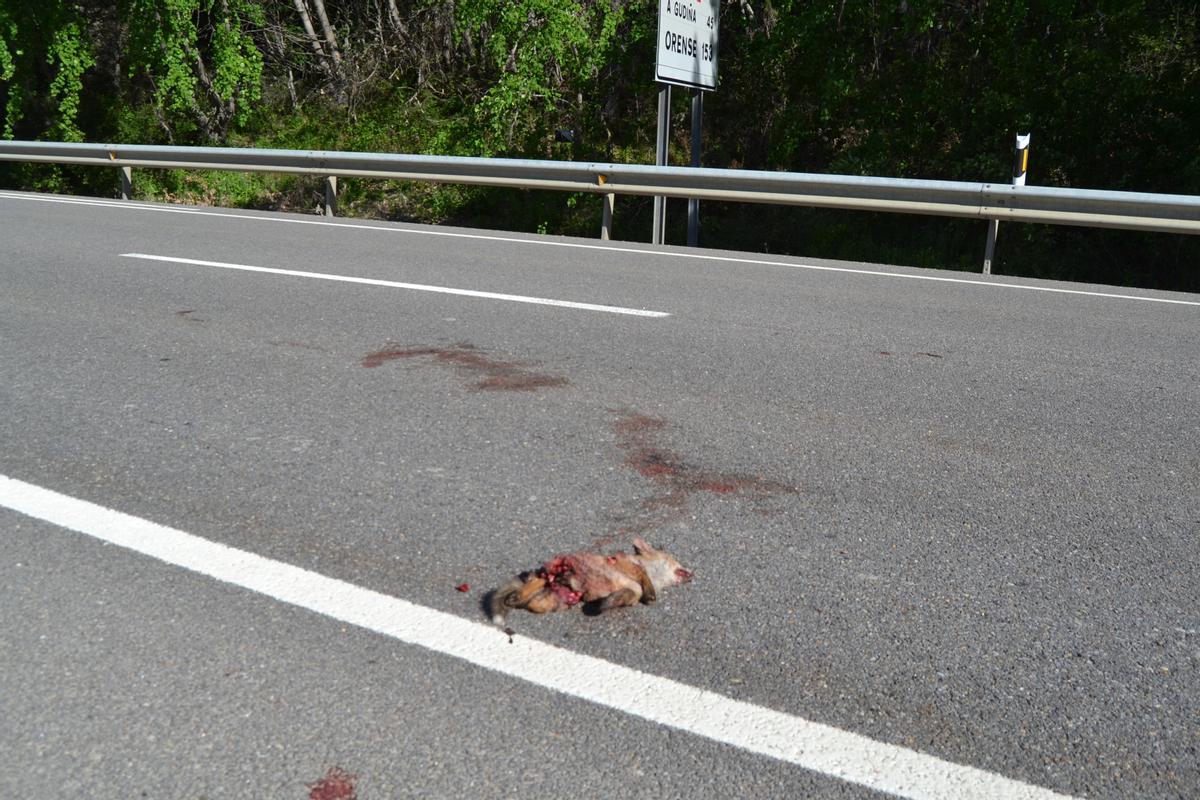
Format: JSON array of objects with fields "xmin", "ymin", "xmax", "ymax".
[{"xmin": 487, "ymin": 537, "xmax": 692, "ymax": 627}]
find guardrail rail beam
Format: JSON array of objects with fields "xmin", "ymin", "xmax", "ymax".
[{"xmin": 1, "ymin": 140, "xmax": 1196, "ymax": 254}]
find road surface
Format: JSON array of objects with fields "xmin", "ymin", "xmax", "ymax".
[{"xmin": 2, "ymin": 190, "xmax": 1198, "ymax": 799}]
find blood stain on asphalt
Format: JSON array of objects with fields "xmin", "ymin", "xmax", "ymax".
[
  {"xmin": 606, "ymin": 408, "xmax": 799, "ymax": 538},
  {"xmin": 362, "ymin": 343, "xmax": 568, "ymax": 392},
  {"xmin": 307, "ymin": 766, "xmax": 357, "ymax": 800}
]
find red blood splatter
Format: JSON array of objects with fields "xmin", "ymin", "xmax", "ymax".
[
  {"xmin": 477, "ymin": 373, "xmax": 569, "ymax": 391},
  {"xmin": 455, "ymin": 583, "xmax": 471, "ymax": 593},
  {"xmin": 605, "ymin": 409, "xmax": 799, "ymax": 540},
  {"xmin": 693, "ymin": 479, "xmax": 741, "ymax": 494},
  {"xmin": 611, "ymin": 410, "xmax": 795, "ymax": 498},
  {"xmin": 362, "ymin": 343, "xmax": 568, "ymax": 392},
  {"xmin": 616, "ymin": 412, "xmax": 665, "ymax": 431},
  {"xmin": 537, "ymin": 556, "xmax": 583, "ymax": 606},
  {"xmin": 307, "ymin": 767, "xmax": 357, "ymax": 800},
  {"xmin": 361, "ymin": 346, "xmax": 446, "ymax": 369},
  {"xmin": 627, "ymin": 449, "xmax": 684, "ymax": 480}
]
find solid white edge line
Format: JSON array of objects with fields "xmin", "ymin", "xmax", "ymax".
[
  {"xmin": 0, "ymin": 473, "xmax": 1076, "ymax": 800},
  {"xmin": 3, "ymin": 189, "xmax": 1199, "ymax": 308},
  {"xmin": 118, "ymin": 253, "xmax": 669, "ymax": 318}
]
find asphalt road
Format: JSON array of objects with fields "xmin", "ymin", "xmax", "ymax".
[{"xmin": 2, "ymin": 190, "xmax": 1198, "ymax": 799}]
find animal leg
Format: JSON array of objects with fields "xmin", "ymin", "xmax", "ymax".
[
  {"xmin": 613, "ymin": 558, "xmax": 657, "ymax": 604},
  {"xmin": 635, "ymin": 568, "xmax": 657, "ymax": 604},
  {"xmin": 511, "ymin": 577, "xmax": 548, "ymax": 607},
  {"xmin": 524, "ymin": 589, "xmax": 563, "ymax": 614},
  {"xmin": 596, "ymin": 586, "xmax": 641, "ymax": 613}
]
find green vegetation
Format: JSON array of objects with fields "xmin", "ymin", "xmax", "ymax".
[{"xmin": 1, "ymin": 1, "xmax": 1197, "ymax": 290}]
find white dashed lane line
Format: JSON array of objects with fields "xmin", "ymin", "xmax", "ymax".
[{"xmin": 119, "ymin": 253, "xmax": 671, "ymax": 318}]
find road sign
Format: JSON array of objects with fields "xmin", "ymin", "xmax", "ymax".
[{"xmin": 655, "ymin": 0, "xmax": 719, "ymax": 91}]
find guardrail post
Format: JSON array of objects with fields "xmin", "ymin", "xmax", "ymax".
[
  {"xmin": 601, "ymin": 192, "xmax": 615, "ymax": 240},
  {"xmin": 119, "ymin": 166, "xmax": 132, "ymax": 200},
  {"xmin": 983, "ymin": 218, "xmax": 1000, "ymax": 274},
  {"xmin": 324, "ymin": 175, "xmax": 337, "ymax": 217},
  {"xmin": 982, "ymin": 132, "xmax": 1030, "ymax": 274}
]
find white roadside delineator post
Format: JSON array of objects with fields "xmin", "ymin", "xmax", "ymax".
[{"xmin": 983, "ymin": 132, "xmax": 1031, "ymax": 274}]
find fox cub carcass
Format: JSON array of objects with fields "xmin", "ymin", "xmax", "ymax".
[{"xmin": 488, "ymin": 537, "xmax": 693, "ymax": 626}]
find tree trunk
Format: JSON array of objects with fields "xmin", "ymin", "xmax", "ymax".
[
  {"xmin": 309, "ymin": 0, "xmax": 343, "ymax": 67},
  {"xmin": 291, "ymin": 0, "xmax": 331, "ymax": 68},
  {"xmin": 386, "ymin": 0, "xmax": 404, "ymax": 34}
]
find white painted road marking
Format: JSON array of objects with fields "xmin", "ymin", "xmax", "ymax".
[
  {"xmin": 119, "ymin": 253, "xmax": 670, "ymax": 318},
  {"xmin": 0, "ymin": 473, "xmax": 1076, "ymax": 800},
  {"xmin": 4, "ymin": 189, "xmax": 1199, "ymax": 308}
]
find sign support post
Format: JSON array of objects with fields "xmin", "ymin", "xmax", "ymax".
[
  {"xmin": 687, "ymin": 89, "xmax": 703, "ymax": 246},
  {"xmin": 654, "ymin": 0, "xmax": 719, "ymax": 247},
  {"xmin": 652, "ymin": 84, "xmax": 671, "ymax": 245}
]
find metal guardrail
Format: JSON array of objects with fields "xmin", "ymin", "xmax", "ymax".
[{"xmin": 2, "ymin": 140, "xmax": 1198, "ymax": 268}]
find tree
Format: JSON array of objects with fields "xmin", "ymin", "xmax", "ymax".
[
  {"xmin": 124, "ymin": 0, "xmax": 264, "ymax": 141},
  {"xmin": 0, "ymin": 2, "xmax": 96, "ymax": 141},
  {"xmin": 450, "ymin": 0, "xmax": 637, "ymax": 155}
]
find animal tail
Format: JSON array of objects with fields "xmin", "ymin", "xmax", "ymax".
[{"xmin": 485, "ymin": 577, "xmax": 526, "ymax": 627}]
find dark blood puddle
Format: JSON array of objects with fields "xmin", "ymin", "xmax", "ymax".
[
  {"xmin": 607, "ymin": 409, "xmax": 798, "ymax": 535},
  {"xmin": 362, "ymin": 342, "xmax": 568, "ymax": 392},
  {"xmin": 307, "ymin": 766, "xmax": 357, "ymax": 800}
]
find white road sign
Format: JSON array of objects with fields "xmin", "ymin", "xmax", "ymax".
[{"xmin": 655, "ymin": 0, "xmax": 719, "ymax": 91}]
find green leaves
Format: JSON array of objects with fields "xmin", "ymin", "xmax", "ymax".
[
  {"xmin": 210, "ymin": 1, "xmax": 265, "ymax": 111},
  {"xmin": 0, "ymin": 7, "xmax": 20, "ymax": 139},
  {"xmin": 0, "ymin": 0, "xmax": 262, "ymax": 143},
  {"xmin": 0, "ymin": 2, "xmax": 94, "ymax": 141},
  {"xmin": 47, "ymin": 21, "xmax": 95, "ymax": 142},
  {"xmin": 127, "ymin": 0, "xmax": 199, "ymax": 118},
  {"xmin": 125, "ymin": 0, "xmax": 265, "ymax": 141},
  {"xmin": 451, "ymin": 0, "xmax": 632, "ymax": 155}
]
